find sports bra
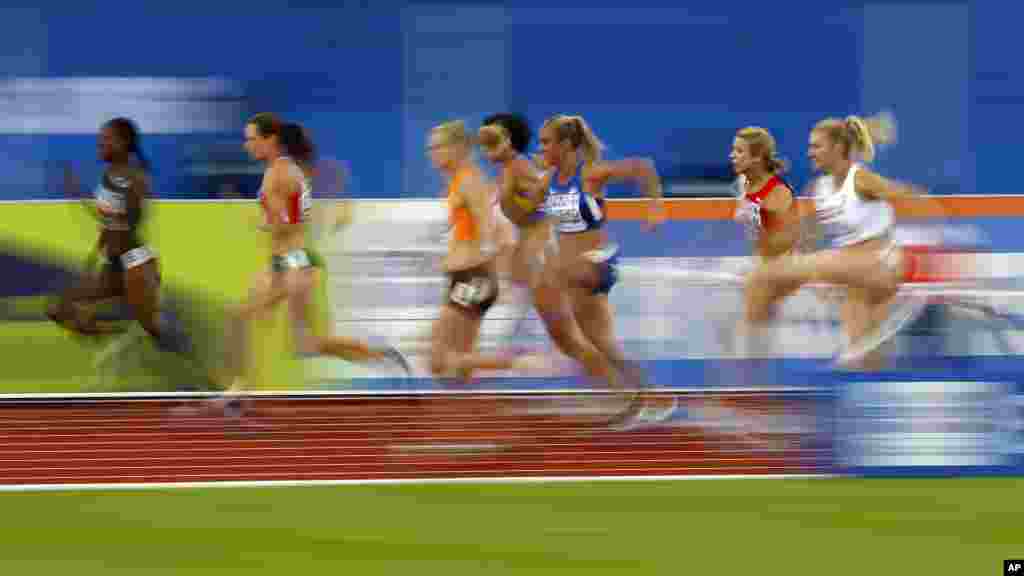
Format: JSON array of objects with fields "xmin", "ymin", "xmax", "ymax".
[
  {"xmin": 259, "ymin": 156, "xmax": 313, "ymax": 225},
  {"xmin": 545, "ymin": 160, "xmax": 604, "ymax": 234},
  {"xmin": 447, "ymin": 166, "xmax": 477, "ymax": 242}
]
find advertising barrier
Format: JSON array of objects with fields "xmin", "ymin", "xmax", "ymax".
[
  {"xmin": 836, "ymin": 377, "xmax": 1024, "ymax": 477},
  {"xmin": 1, "ymin": 198, "xmax": 1023, "ymax": 479}
]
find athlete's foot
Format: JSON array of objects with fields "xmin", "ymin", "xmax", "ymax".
[
  {"xmin": 509, "ymin": 352, "xmax": 552, "ymax": 374},
  {"xmin": 620, "ymin": 360, "xmax": 651, "ymax": 391},
  {"xmin": 605, "ymin": 389, "xmax": 646, "ymax": 426},
  {"xmin": 93, "ymin": 329, "xmax": 143, "ymax": 372},
  {"xmin": 169, "ymin": 377, "xmax": 250, "ymax": 419},
  {"xmin": 378, "ymin": 346, "xmax": 413, "ymax": 376},
  {"xmin": 834, "ymin": 292, "xmax": 927, "ymax": 368},
  {"xmin": 613, "ymin": 395, "xmax": 679, "ymax": 431}
]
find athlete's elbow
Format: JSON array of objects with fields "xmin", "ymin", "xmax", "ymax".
[
  {"xmin": 126, "ymin": 209, "xmax": 142, "ymax": 228},
  {"xmin": 634, "ymin": 157, "xmax": 657, "ymax": 178}
]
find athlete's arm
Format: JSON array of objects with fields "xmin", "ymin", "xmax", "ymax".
[
  {"xmin": 530, "ymin": 172, "xmax": 560, "ymax": 276},
  {"xmin": 262, "ymin": 163, "xmax": 297, "ymax": 235},
  {"xmin": 320, "ymin": 161, "xmax": 352, "ymax": 232},
  {"xmin": 586, "ymin": 158, "xmax": 664, "ymax": 229},
  {"xmin": 761, "ymin": 183, "xmax": 793, "ymax": 215},
  {"xmin": 63, "ymin": 164, "xmax": 106, "ymax": 226},
  {"xmin": 125, "ymin": 170, "xmax": 148, "ymax": 230},
  {"xmin": 84, "ymin": 231, "xmax": 107, "ymax": 272},
  {"xmin": 760, "ymin": 183, "xmax": 799, "ymax": 254},
  {"xmin": 795, "ymin": 185, "xmax": 822, "ymax": 253},
  {"xmin": 507, "ymin": 156, "xmax": 547, "ymax": 217},
  {"xmin": 855, "ymin": 169, "xmax": 946, "ymax": 219}
]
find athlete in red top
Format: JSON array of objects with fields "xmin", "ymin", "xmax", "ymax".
[
  {"xmin": 731, "ymin": 127, "xmax": 799, "ymax": 261},
  {"xmin": 207, "ymin": 114, "xmax": 409, "ymax": 414},
  {"xmin": 729, "ymin": 127, "xmax": 799, "ymax": 361}
]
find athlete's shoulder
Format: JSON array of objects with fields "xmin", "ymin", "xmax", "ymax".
[
  {"xmin": 769, "ymin": 176, "xmax": 793, "ymax": 195},
  {"xmin": 268, "ymin": 156, "xmax": 297, "ymax": 173},
  {"xmin": 462, "ymin": 169, "xmax": 493, "ymax": 194},
  {"xmin": 508, "ymin": 155, "xmax": 535, "ymax": 172},
  {"xmin": 266, "ymin": 158, "xmax": 298, "ymax": 184},
  {"xmin": 853, "ymin": 165, "xmax": 884, "ymax": 192},
  {"xmin": 581, "ymin": 161, "xmax": 613, "ymax": 185}
]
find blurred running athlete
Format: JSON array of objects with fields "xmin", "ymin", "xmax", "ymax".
[
  {"xmin": 536, "ymin": 115, "xmax": 666, "ymax": 418},
  {"xmin": 48, "ymin": 118, "xmax": 191, "ymax": 356},
  {"xmin": 730, "ymin": 126, "xmax": 800, "ymax": 360},
  {"xmin": 478, "ymin": 114, "xmax": 625, "ymax": 405},
  {"xmin": 428, "ymin": 119, "xmax": 539, "ymax": 383},
  {"xmin": 747, "ymin": 113, "xmax": 940, "ymax": 368},
  {"xmin": 216, "ymin": 115, "xmax": 408, "ymax": 404}
]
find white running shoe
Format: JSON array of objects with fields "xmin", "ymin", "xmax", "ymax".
[{"xmin": 835, "ymin": 292, "xmax": 928, "ymax": 367}]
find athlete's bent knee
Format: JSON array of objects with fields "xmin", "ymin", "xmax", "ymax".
[{"xmin": 430, "ymin": 352, "xmax": 448, "ymax": 377}]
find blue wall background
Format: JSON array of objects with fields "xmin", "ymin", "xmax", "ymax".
[{"xmin": 0, "ymin": 1, "xmax": 1013, "ymax": 199}]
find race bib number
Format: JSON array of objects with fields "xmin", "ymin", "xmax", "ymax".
[
  {"xmin": 735, "ymin": 201, "xmax": 762, "ymax": 239},
  {"xmin": 300, "ymin": 188, "xmax": 313, "ymax": 220},
  {"xmin": 450, "ymin": 277, "xmax": 492, "ymax": 308},
  {"xmin": 284, "ymin": 250, "xmax": 311, "ymax": 269},
  {"xmin": 546, "ymin": 190, "xmax": 581, "ymax": 229},
  {"xmin": 94, "ymin": 185, "xmax": 126, "ymax": 215},
  {"xmin": 120, "ymin": 246, "xmax": 156, "ymax": 269}
]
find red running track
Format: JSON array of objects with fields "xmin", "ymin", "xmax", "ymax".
[{"xmin": 0, "ymin": 393, "xmax": 827, "ymax": 486}]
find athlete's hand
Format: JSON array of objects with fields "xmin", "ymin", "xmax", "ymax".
[
  {"xmin": 538, "ymin": 256, "xmax": 564, "ymax": 291},
  {"xmin": 440, "ymin": 254, "xmax": 454, "ymax": 273},
  {"xmin": 83, "ymin": 249, "xmax": 99, "ymax": 275},
  {"xmin": 644, "ymin": 198, "xmax": 666, "ymax": 231}
]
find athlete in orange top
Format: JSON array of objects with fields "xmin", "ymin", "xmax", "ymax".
[{"xmin": 428, "ymin": 120, "xmax": 537, "ymax": 384}]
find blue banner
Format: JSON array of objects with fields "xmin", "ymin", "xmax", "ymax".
[{"xmin": 835, "ymin": 377, "xmax": 1024, "ymax": 477}]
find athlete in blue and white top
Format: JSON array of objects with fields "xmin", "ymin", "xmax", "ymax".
[
  {"xmin": 746, "ymin": 113, "xmax": 943, "ymax": 368},
  {"xmin": 536, "ymin": 114, "xmax": 666, "ymax": 420},
  {"xmin": 477, "ymin": 113, "xmax": 622, "ymax": 393}
]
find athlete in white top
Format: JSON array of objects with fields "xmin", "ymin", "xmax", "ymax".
[{"xmin": 746, "ymin": 113, "xmax": 941, "ymax": 369}]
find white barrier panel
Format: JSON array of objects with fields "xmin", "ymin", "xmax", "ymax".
[{"xmin": 308, "ymin": 207, "xmax": 1024, "ymax": 380}]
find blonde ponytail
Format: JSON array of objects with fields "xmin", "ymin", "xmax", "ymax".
[
  {"xmin": 815, "ymin": 111, "xmax": 897, "ymax": 163},
  {"xmin": 845, "ymin": 116, "xmax": 877, "ymax": 163},
  {"xmin": 543, "ymin": 114, "xmax": 606, "ymax": 164},
  {"xmin": 567, "ymin": 115, "xmax": 605, "ymax": 163},
  {"xmin": 431, "ymin": 119, "xmax": 474, "ymax": 148}
]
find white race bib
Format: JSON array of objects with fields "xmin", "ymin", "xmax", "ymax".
[
  {"xmin": 546, "ymin": 189, "xmax": 583, "ymax": 232},
  {"xmin": 450, "ymin": 277, "xmax": 492, "ymax": 307},
  {"xmin": 735, "ymin": 200, "xmax": 762, "ymax": 239}
]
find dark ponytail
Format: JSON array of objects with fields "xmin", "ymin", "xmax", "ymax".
[
  {"xmin": 482, "ymin": 113, "xmax": 532, "ymax": 155},
  {"xmin": 279, "ymin": 122, "xmax": 316, "ymax": 166},
  {"xmin": 107, "ymin": 117, "xmax": 149, "ymax": 172},
  {"xmin": 247, "ymin": 112, "xmax": 281, "ymax": 138}
]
